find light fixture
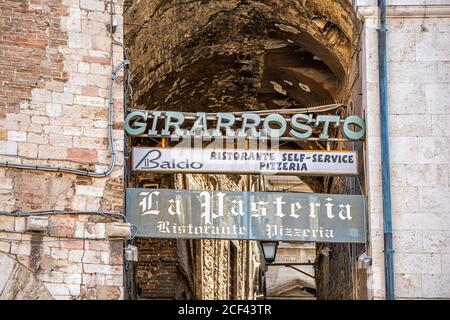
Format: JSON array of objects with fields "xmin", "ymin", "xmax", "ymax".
[{"xmin": 260, "ymin": 241, "xmax": 279, "ymax": 264}]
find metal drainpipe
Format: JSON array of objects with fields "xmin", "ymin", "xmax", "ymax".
[{"xmin": 377, "ymin": 0, "xmax": 395, "ymax": 300}]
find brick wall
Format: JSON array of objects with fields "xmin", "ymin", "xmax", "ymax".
[
  {"xmin": 0, "ymin": 0, "xmax": 129, "ymax": 300},
  {"xmin": 134, "ymin": 238, "xmax": 179, "ymax": 299},
  {"xmin": 0, "ymin": 0, "xmax": 125, "ymax": 213}
]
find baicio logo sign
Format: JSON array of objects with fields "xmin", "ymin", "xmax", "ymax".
[{"xmin": 132, "ymin": 147, "xmax": 359, "ymax": 175}]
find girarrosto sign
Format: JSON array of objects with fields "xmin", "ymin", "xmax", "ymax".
[
  {"xmin": 125, "ymin": 110, "xmax": 366, "ymax": 141},
  {"xmin": 132, "ymin": 147, "xmax": 359, "ymax": 175},
  {"xmin": 126, "ymin": 189, "xmax": 367, "ymax": 243}
]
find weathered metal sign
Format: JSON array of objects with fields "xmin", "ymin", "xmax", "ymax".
[
  {"xmin": 124, "ymin": 110, "xmax": 366, "ymax": 141},
  {"xmin": 126, "ymin": 188, "xmax": 367, "ymax": 243},
  {"xmin": 132, "ymin": 147, "xmax": 358, "ymax": 175}
]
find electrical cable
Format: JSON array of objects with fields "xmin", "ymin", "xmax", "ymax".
[
  {"xmin": 0, "ymin": 237, "xmax": 109, "ymax": 243},
  {"xmin": 0, "ymin": 61, "xmax": 130, "ymax": 176},
  {"xmin": 0, "ymin": 209, "xmax": 127, "ymax": 222},
  {"xmin": 129, "ymin": 224, "xmax": 138, "ymax": 240}
]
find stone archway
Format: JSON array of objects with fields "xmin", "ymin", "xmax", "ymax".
[
  {"xmin": 124, "ymin": 0, "xmax": 365, "ymax": 300},
  {"xmin": 125, "ymin": 0, "xmax": 361, "ymax": 190}
]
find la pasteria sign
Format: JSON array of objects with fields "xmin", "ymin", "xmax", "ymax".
[{"xmin": 126, "ymin": 189, "xmax": 367, "ymax": 243}]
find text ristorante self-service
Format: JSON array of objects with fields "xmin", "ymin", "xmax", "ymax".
[{"xmin": 210, "ymin": 150, "xmax": 354, "ymax": 163}]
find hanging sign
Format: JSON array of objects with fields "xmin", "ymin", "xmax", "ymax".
[
  {"xmin": 126, "ymin": 188, "xmax": 367, "ymax": 243},
  {"xmin": 124, "ymin": 110, "xmax": 366, "ymax": 141},
  {"xmin": 132, "ymin": 147, "xmax": 358, "ymax": 175}
]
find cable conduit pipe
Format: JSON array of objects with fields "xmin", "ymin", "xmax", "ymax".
[
  {"xmin": 378, "ymin": 0, "xmax": 395, "ymax": 300},
  {"xmin": 0, "ymin": 59, "xmax": 130, "ymax": 177}
]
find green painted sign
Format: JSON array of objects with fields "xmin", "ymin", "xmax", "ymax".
[
  {"xmin": 124, "ymin": 110, "xmax": 366, "ymax": 141},
  {"xmin": 126, "ymin": 188, "xmax": 367, "ymax": 243}
]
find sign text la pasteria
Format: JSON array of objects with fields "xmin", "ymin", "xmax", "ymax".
[
  {"xmin": 126, "ymin": 189, "xmax": 367, "ymax": 243},
  {"xmin": 132, "ymin": 147, "xmax": 358, "ymax": 175}
]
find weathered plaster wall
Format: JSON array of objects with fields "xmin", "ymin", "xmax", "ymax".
[
  {"xmin": 356, "ymin": 0, "xmax": 450, "ymax": 299},
  {"xmin": 0, "ymin": 0, "xmax": 129, "ymax": 299}
]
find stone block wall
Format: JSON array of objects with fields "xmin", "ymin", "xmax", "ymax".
[
  {"xmin": 0, "ymin": 214, "xmax": 130, "ymax": 299},
  {"xmin": 0, "ymin": 0, "xmax": 125, "ymax": 213},
  {"xmin": 356, "ymin": 0, "xmax": 450, "ymax": 299},
  {"xmin": 181, "ymin": 174, "xmax": 262, "ymax": 300},
  {"xmin": 0, "ymin": 0, "xmax": 129, "ymax": 299}
]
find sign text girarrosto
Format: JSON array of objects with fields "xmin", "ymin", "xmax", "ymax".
[{"xmin": 125, "ymin": 110, "xmax": 366, "ymax": 141}]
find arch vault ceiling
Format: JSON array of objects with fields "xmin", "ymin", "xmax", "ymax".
[{"xmin": 125, "ymin": 0, "xmax": 360, "ymax": 113}]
